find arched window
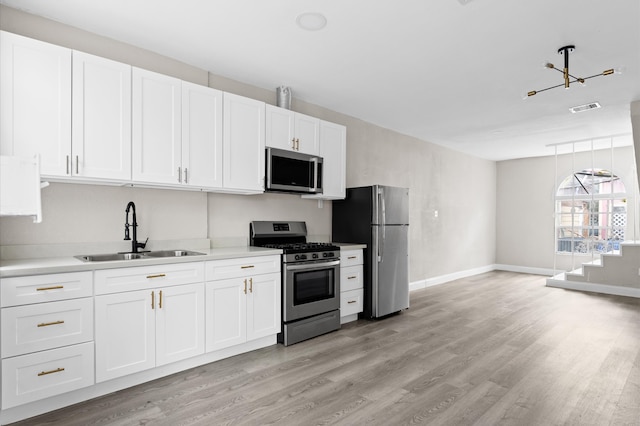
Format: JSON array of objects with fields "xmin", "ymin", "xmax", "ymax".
[{"xmin": 555, "ymin": 168, "xmax": 627, "ymax": 254}]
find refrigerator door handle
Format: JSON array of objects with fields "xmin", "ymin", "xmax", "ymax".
[{"xmin": 381, "ymin": 186, "xmax": 386, "ymax": 226}]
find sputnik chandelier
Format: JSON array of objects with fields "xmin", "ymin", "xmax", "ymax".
[{"xmin": 526, "ymin": 45, "xmax": 618, "ymax": 97}]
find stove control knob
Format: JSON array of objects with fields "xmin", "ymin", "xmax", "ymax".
[
  {"xmin": 301, "ymin": 254, "xmax": 307, "ymax": 260},
  {"xmin": 295, "ymin": 255, "xmax": 300, "ymax": 260},
  {"xmin": 322, "ymin": 252, "xmax": 328, "ymax": 258},
  {"xmin": 312, "ymin": 253, "xmax": 318, "ymax": 259}
]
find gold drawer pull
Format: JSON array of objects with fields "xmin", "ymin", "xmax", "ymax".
[
  {"xmin": 37, "ymin": 320, "xmax": 65, "ymax": 328},
  {"xmin": 347, "ymin": 276, "xmax": 357, "ymax": 280},
  {"xmin": 36, "ymin": 285, "xmax": 64, "ymax": 291},
  {"xmin": 347, "ymin": 300, "xmax": 357, "ymax": 304},
  {"xmin": 159, "ymin": 290, "xmax": 163, "ymax": 309},
  {"xmin": 243, "ymin": 279, "xmax": 247, "ymax": 294},
  {"xmin": 240, "ymin": 265, "xmax": 255, "ymax": 269},
  {"xmin": 38, "ymin": 367, "xmax": 65, "ymax": 377},
  {"xmin": 146, "ymin": 274, "xmax": 166, "ymax": 279},
  {"xmin": 347, "ymin": 256, "xmax": 357, "ymax": 259},
  {"xmin": 151, "ymin": 291, "xmax": 155, "ymax": 309}
]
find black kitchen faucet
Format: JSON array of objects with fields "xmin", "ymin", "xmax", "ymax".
[{"xmin": 124, "ymin": 201, "xmax": 148, "ymax": 253}]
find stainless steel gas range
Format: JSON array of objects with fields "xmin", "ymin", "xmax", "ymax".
[{"xmin": 250, "ymin": 221, "xmax": 340, "ymax": 346}]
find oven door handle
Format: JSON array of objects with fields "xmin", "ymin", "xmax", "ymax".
[{"xmin": 285, "ymin": 260, "xmax": 340, "ymax": 271}]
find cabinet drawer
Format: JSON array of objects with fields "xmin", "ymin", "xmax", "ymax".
[
  {"xmin": 341, "ymin": 289, "xmax": 363, "ymax": 317},
  {"xmin": 205, "ymin": 255, "xmax": 280, "ymax": 281},
  {"xmin": 340, "ymin": 249, "xmax": 363, "ymax": 267},
  {"xmin": 1, "ymin": 272, "xmax": 93, "ymax": 307},
  {"xmin": 95, "ymin": 262, "xmax": 204, "ymax": 295},
  {"xmin": 1, "ymin": 298, "xmax": 93, "ymax": 358},
  {"xmin": 2, "ymin": 342, "xmax": 94, "ymax": 409},
  {"xmin": 340, "ymin": 265, "xmax": 363, "ymax": 292}
]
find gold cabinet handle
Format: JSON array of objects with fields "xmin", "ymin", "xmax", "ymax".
[
  {"xmin": 249, "ymin": 277, "xmax": 253, "ymax": 293},
  {"xmin": 159, "ymin": 290, "xmax": 163, "ymax": 309},
  {"xmin": 243, "ymin": 279, "xmax": 247, "ymax": 294},
  {"xmin": 348, "ymin": 256, "xmax": 357, "ymax": 259},
  {"xmin": 36, "ymin": 285, "xmax": 64, "ymax": 291},
  {"xmin": 146, "ymin": 274, "xmax": 166, "ymax": 279},
  {"xmin": 291, "ymin": 138, "xmax": 296, "ymax": 150},
  {"xmin": 347, "ymin": 276, "xmax": 357, "ymax": 280},
  {"xmin": 240, "ymin": 265, "xmax": 254, "ymax": 269},
  {"xmin": 37, "ymin": 320, "xmax": 65, "ymax": 328},
  {"xmin": 151, "ymin": 291, "xmax": 155, "ymax": 309},
  {"xmin": 38, "ymin": 367, "xmax": 65, "ymax": 377},
  {"xmin": 296, "ymin": 138, "xmax": 300, "ymax": 150},
  {"xmin": 347, "ymin": 300, "xmax": 357, "ymax": 304},
  {"xmin": 75, "ymin": 155, "xmax": 79, "ymax": 175},
  {"xmin": 66, "ymin": 155, "xmax": 70, "ymax": 175}
]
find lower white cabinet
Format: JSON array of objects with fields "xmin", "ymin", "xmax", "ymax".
[
  {"xmin": 95, "ymin": 282, "xmax": 204, "ymax": 382},
  {"xmin": 340, "ymin": 249, "xmax": 364, "ymax": 323},
  {"xmin": 2, "ymin": 342, "xmax": 94, "ymax": 409},
  {"xmin": 205, "ymin": 272, "xmax": 280, "ymax": 352}
]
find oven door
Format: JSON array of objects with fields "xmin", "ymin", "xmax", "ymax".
[{"xmin": 283, "ymin": 259, "xmax": 340, "ymax": 322}]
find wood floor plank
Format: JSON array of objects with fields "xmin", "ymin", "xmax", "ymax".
[{"xmin": 10, "ymin": 271, "xmax": 640, "ymax": 426}]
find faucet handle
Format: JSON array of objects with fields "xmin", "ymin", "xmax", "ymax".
[{"xmin": 137, "ymin": 237, "xmax": 149, "ymax": 249}]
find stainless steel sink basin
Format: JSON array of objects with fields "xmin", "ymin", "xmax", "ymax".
[
  {"xmin": 74, "ymin": 253, "xmax": 146, "ymax": 262},
  {"xmin": 74, "ymin": 250, "xmax": 205, "ymax": 262},
  {"xmin": 144, "ymin": 250, "xmax": 205, "ymax": 258}
]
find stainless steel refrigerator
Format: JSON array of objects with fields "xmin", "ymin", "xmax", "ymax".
[{"xmin": 332, "ymin": 185, "xmax": 409, "ymax": 318}]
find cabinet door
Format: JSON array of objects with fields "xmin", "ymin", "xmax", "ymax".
[
  {"xmin": 304, "ymin": 120, "xmax": 346, "ymax": 200},
  {"xmin": 182, "ymin": 81, "xmax": 223, "ymax": 189},
  {"xmin": 265, "ymin": 104, "xmax": 295, "ymax": 151},
  {"xmin": 132, "ymin": 67, "xmax": 182, "ymax": 184},
  {"xmin": 294, "ymin": 113, "xmax": 320, "ymax": 155},
  {"xmin": 222, "ymin": 92, "xmax": 265, "ymax": 193},
  {"xmin": 246, "ymin": 272, "xmax": 281, "ymax": 341},
  {"xmin": 205, "ymin": 279, "xmax": 246, "ymax": 352},
  {"xmin": 0, "ymin": 31, "xmax": 71, "ymax": 176},
  {"xmin": 156, "ymin": 283, "xmax": 205, "ymax": 366},
  {"xmin": 95, "ymin": 290, "xmax": 155, "ymax": 382},
  {"xmin": 72, "ymin": 51, "xmax": 132, "ymax": 181}
]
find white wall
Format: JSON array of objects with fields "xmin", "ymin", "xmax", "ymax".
[
  {"xmin": 497, "ymin": 145, "xmax": 639, "ymax": 272},
  {"xmin": 0, "ymin": 5, "xmax": 497, "ymax": 284}
]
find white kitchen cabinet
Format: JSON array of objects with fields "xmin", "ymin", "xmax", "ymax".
[
  {"xmin": 132, "ymin": 67, "xmax": 182, "ymax": 185},
  {"xmin": 265, "ymin": 105, "xmax": 319, "ymax": 155},
  {"xmin": 205, "ymin": 255, "xmax": 281, "ymax": 352},
  {"xmin": 0, "ymin": 31, "xmax": 72, "ymax": 176},
  {"xmin": 94, "ymin": 263, "xmax": 205, "ymax": 382},
  {"xmin": 95, "ymin": 282, "xmax": 204, "ymax": 382},
  {"xmin": 72, "ymin": 51, "xmax": 132, "ymax": 181},
  {"xmin": 222, "ymin": 92, "xmax": 265, "ymax": 193},
  {"xmin": 339, "ymin": 249, "xmax": 364, "ymax": 323},
  {"xmin": 0, "ymin": 271, "xmax": 95, "ymax": 409},
  {"xmin": 302, "ymin": 120, "xmax": 347, "ymax": 200},
  {"xmin": 181, "ymin": 81, "xmax": 223, "ymax": 189}
]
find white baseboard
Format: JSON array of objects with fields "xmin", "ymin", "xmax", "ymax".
[
  {"xmin": 546, "ymin": 278, "xmax": 640, "ymax": 299},
  {"xmin": 409, "ymin": 264, "xmax": 556, "ymax": 292}
]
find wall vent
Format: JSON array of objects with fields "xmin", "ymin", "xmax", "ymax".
[{"xmin": 569, "ymin": 102, "xmax": 601, "ymax": 113}]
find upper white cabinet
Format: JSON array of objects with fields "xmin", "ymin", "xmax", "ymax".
[
  {"xmin": 266, "ymin": 105, "xmax": 319, "ymax": 155},
  {"xmin": 72, "ymin": 51, "xmax": 132, "ymax": 181},
  {"xmin": 303, "ymin": 120, "xmax": 347, "ymax": 200},
  {"xmin": 0, "ymin": 31, "xmax": 72, "ymax": 176},
  {"xmin": 132, "ymin": 67, "xmax": 182, "ymax": 185},
  {"xmin": 182, "ymin": 81, "xmax": 223, "ymax": 189},
  {"xmin": 222, "ymin": 92, "xmax": 265, "ymax": 193}
]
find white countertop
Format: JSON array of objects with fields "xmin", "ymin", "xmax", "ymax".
[
  {"xmin": 0, "ymin": 246, "xmax": 282, "ymax": 278},
  {"xmin": 334, "ymin": 243, "xmax": 367, "ymax": 250}
]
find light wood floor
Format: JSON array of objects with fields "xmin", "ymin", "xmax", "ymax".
[{"xmin": 11, "ymin": 271, "xmax": 640, "ymax": 425}]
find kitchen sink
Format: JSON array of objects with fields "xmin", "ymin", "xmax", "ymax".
[
  {"xmin": 74, "ymin": 250, "xmax": 205, "ymax": 262},
  {"xmin": 143, "ymin": 250, "xmax": 205, "ymax": 258}
]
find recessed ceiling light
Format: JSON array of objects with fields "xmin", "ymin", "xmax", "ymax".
[
  {"xmin": 569, "ymin": 102, "xmax": 601, "ymax": 113},
  {"xmin": 296, "ymin": 13, "xmax": 327, "ymax": 31}
]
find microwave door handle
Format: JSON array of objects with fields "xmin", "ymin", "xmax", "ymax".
[{"xmin": 310, "ymin": 157, "xmax": 319, "ymax": 192}]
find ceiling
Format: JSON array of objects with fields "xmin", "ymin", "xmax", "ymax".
[{"xmin": 2, "ymin": 0, "xmax": 639, "ymax": 161}]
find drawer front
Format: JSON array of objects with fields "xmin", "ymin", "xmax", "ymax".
[
  {"xmin": 340, "ymin": 249, "xmax": 363, "ymax": 267},
  {"xmin": 341, "ymin": 289, "xmax": 363, "ymax": 317},
  {"xmin": 1, "ymin": 298, "xmax": 93, "ymax": 358},
  {"xmin": 94, "ymin": 262, "xmax": 204, "ymax": 295},
  {"xmin": 2, "ymin": 342, "xmax": 94, "ymax": 409},
  {"xmin": 340, "ymin": 265, "xmax": 363, "ymax": 292},
  {"xmin": 205, "ymin": 255, "xmax": 280, "ymax": 281},
  {"xmin": 1, "ymin": 272, "xmax": 93, "ymax": 307}
]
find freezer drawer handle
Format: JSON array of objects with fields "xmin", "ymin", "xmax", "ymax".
[
  {"xmin": 38, "ymin": 367, "xmax": 65, "ymax": 377},
  {"xmin": 37, "ymin": 320, "xmax": 65, "ymax": 328}
]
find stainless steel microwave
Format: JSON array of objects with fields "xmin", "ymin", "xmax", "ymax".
[{"xmin": 265, "ymin": 147, "xmax": 323, "ymax": 194}]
